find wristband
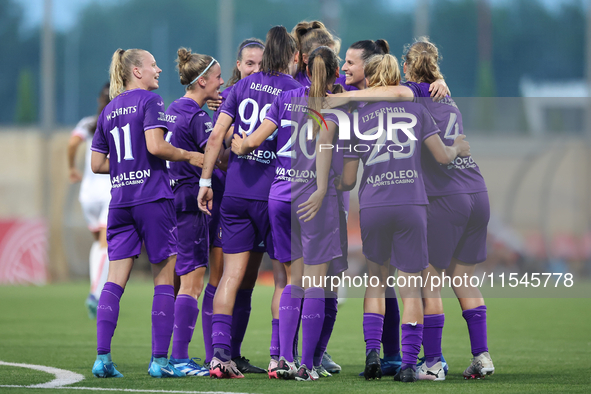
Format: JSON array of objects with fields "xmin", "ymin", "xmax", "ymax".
[{"xmin": 199, "ymin": 178, "xmax": 212, "ymax": 188}]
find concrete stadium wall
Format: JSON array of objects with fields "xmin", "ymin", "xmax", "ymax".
[{"xmin": 0, "ymin": 128, "xmax": 589, "ymax": 281}]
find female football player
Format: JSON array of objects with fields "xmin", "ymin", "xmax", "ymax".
[
  {"xmin": 336, "ymin": 53, "xmax": 470, "ymax": 382},
  {"xmin": 67, "ymin": 82, "xmax": 111, "ymax": 319},
  {"xmin": 197, "ymin": 26, "xmax": 301, "ymax": 379},
  {"xmin": 232, "ymin": 45, "xmax": 342, "ymax": 381},
  {"xmin": 165, "ymin": 47, "xmax": 225, "ymax": 377},
  {"xmin": 403, "ymin": 38, "xmax": 493, "ymax": 381},
  {"xmin": 90, "ymin": 48, "xmax": 202, "ymax": 378}
]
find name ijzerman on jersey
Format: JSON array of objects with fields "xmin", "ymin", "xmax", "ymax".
[{"xmin": 106, "ymin": 106, "xmax": 137, "ymax": 120}]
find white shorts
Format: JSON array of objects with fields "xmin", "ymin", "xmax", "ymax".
[{"xmin": 81, "ymin": 200, "xmax": 109, "ymax": 232}]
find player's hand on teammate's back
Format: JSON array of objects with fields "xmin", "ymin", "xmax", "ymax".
[
  {"xmin": 297, "ymin": 189, "xmax": 326, "ymax": 222},
  {"xmin": 429, "ymin": 79, "xmax": 451, "ymax": 101},
  {"xmin": 188, "ymin": 152, "xmax": 204, "ymax": 168},
  {"xmin": 231, "ymin": 132, "xmax": 247, "ymax": 155},
  {"xmin": 453, "ymin": 135, "xmax": 471, "ymax": 157},
  {"xmin": 324, "ymin": 93, "xmax": 350, "ymax": 109},
  {"xmin": 197, "ymin": 186, "xmax": 213, "ymax": 216}
]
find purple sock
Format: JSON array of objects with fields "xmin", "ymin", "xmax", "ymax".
[
  {"xmin": 201, "ymin": 283, "xmax": 216, "ymax": 363},
  {"xmin": 400, "ymin": 323, "xmax": 424, "ymax": 371},
  {"xmin": 423, "ymin": 314, "xmax": 444, "ymax": 366},
  {"xmin": 313, "ymin": 291, "xmax": 338, "ymax": 366},
  {"xmin": 152, "ymin": 285, "xmax": 175, "ymax": 358},
  {"xmin": 382, "ymin": 286, "xmax": 401, "ymax": 358},
  {"xmin": 96, "ymin": 282, "xmax": 124, "ymax": 354},
  {"xmin": 212, "ymin": 313, "xmax": 232, "ymax": 362},
  {"xmin": 463, "ymin": 305, "xmax": 488, "ymax": 356},
  {"xmin": 363, "ymin": 313, "xmax": 384, "ymax": 356},
  {"xmin": 172, "ymin": 294, "xmax": 199, "ymax": 360},
  {"xmin": 279, "ymin": 285, "xmax": 303, "ymax": 362},
  {"xmin": 270, "ymin": 319, "xmax": 280, "ymax": 360},
  {"xmin": 293, "ymin": 315, "xmax": 301, "ymax": 361},
  {"xmin": 230, "ymin": 288, "xmax": 253, "ymax": 359},
  {"xmin": 301, "ymin": 287, "xmax": 325, "ymax": 369}
]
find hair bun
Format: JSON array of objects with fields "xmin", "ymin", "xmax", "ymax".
[
  {"xmin": 177, "ymin": 47, "xmax": 192, "ymax": 66},
  {"xmin": 376, "ymin": 39, "xmax": 390, "ymax": 55}
]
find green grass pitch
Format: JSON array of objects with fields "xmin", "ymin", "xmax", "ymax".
[{"xmin": 0, "ymin": 281, "xmax": 590, "ymax": 393}]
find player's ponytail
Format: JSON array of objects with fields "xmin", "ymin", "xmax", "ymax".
[
  {"xmin": 109, "ymin": 48, "xmax": 145, "ymax": 99},
  {"xmin": 176, "ymin": 47, "xmax": 216, "ymax": 90},
  {"xmin": 308, "ymin": 46, "xmax": 339, "ymax": 136},
  {"xmin": 260, "ymin": 26, "xmax": 298, "ymax": 76},
  {"xmin": 365, "ymin": 54, "xmax": 401, "ymax": 88},
  {"xmin": 292, "ymin": 20, "xmax": 340, "ymax": 73},
  {"xmin": 349, "ymin": 39, "xmax": 389, "ymax": 64},
  {"xmin": 403, "ymin": 37, "xmax": 443, "ymax": 84}
]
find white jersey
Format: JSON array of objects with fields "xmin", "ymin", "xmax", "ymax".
[{"xmin": 72, "ymin": 116, "xmax": 111, "ymax": 203}]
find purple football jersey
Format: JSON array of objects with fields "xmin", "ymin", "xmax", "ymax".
[
  {"xmin": 404, "ymin": 81, "xmax": 487, "ymax": 196},
  {"xmin": 91, "ymin": 88, "xmax": 173, "ymax": 208},
  {"xmin": 264, "ymin": 87, "xmax": 337, "ymax": 202},
  {"xmin": 166, "ymin": 97, "xmax": 225, "ymax": 211},
  {"xmin": 344, "ymin": 101, "xmax": 440, "ymax": 209},
  {"xmin": 220, "ymin": 72, "xmax": 302, "ymax": 200}
]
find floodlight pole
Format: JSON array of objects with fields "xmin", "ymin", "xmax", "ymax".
[
  {"xmin": 586, "ymin": 0, "xmax": 591, "ymax": 230},
  {"xmin": 41, "ymin": 0, "xmax": 55, "ymax": 133},
  {"xmin": 414, "ymin": 0, "xmax": 429, "ymax": 38},
  {"xmin": 218, "ymin": 0, "xmax": 234, "ymax": 84}
]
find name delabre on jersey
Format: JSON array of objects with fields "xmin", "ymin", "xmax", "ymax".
[
  {"xmin": 111, "ymin": 169, "xmax": 151, "ymax": 188},
  {"xmin": 250, "ymin": 82, "xmax": 283, "ymax": 96},
  {"xmin": 106, "ymin": 106, "xmax": 137, "ymax": 121}
]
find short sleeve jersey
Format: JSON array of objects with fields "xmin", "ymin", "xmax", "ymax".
[
  {"xmin": 344, "ymin": 101, "xmax": 440, "ymax": 209},
  {"xmin": 91, "ymin": 88, "xmax": 173, "ymax": 208},
  {"xmin": 404, "ymin": 81, "xmax": 487, "ymax": 196},
  {"xmin": 220, "ymin": 71, "xmax": 302, "ymax": 200},
  {"xmin": 72, "ymin": 115, "xmax": 111, "ymax": 203},
  {"xmin": 167, "ymin": 97, "xmax": 225, "ymax": 211},
  {"xmin": 264, "ymin": 86, "xmax": 338, "ymax": 202}
]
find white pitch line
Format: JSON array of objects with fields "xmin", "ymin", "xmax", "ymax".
[
  {"xmin": 0, "ymin": 387, "xmax": 250, "ymax": 394},
  {"xmin": 0, "ymin": 361, "xmax": 84, "ymax": 388},
  {"xmin": 0, "ymin": 360, "xmax": 250, "ymax": 394}
]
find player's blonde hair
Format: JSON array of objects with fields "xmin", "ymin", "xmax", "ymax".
[
  {"xmin": 403, "ymin": 36, "xmax": 444, "ymax": 84},
  {"xmin": 176, "ymin": 47, "xmax": 217, "ymax": 91},
  {"xmin": 364, "ymin": 54, "xmax": 401, "ymax": 88},
  {"xmin": 292, "ymin": 20, "xmax": 341, "ymax": 73},
  {"xmin": 109, "ymin": 48, "xmax": 145, "ymax": 99}
]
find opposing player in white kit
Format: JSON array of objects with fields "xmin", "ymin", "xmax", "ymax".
[{"xmin": 68, "ymin": 82, "xmax": 111, "ymax": 319}]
